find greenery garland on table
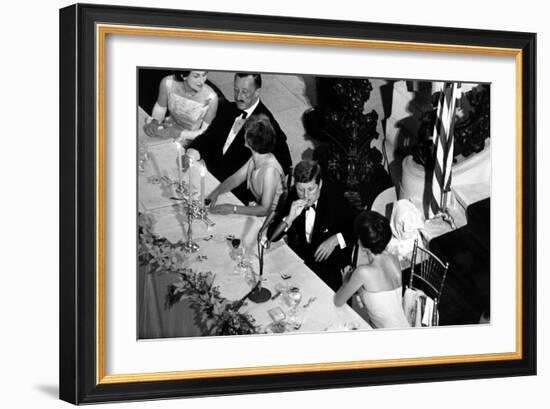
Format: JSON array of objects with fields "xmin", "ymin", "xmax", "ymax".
[
  {"xmin": 138, "ymin": 212, "xmax": 189, "ymax": 275},
  {"xmin": 166, "ymin": 270, "xmax": 258, "ymax": 336},
  {"xmin": 138, "ymin": 212, "xmax": 259, "ymax": 336}
]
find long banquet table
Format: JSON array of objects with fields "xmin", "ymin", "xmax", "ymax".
[{"xmin": 137, "ymin": 108, "xmax": 370, "ymax": 338}]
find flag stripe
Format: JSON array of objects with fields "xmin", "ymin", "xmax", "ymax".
[{"xmin": 430, "ymin": 82, "xmax": 462, "ymax": 217}]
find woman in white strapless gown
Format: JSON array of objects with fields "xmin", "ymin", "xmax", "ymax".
[
  {"xmin": 334, "ymin": 211, "xmax": 410, "ymax": 329},
  {"xmin": 143, "ymin": 71, "xmax": 219, "ymax": 144}
]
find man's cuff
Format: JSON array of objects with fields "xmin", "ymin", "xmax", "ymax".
[
  {"xmin": 282, "ymin": 217, "xmax": 290, "ymax": 232},
  {"xmin": 336, "ymin": 233, "xmax": 346, "ymax": 249}
]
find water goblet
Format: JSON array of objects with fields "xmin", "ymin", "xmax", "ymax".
[
  {"xmin": 232, "ymin": 243, "xmax": 250, "ymax": 276},
  {"xmin": 138, "ymin": 143, "xmax": 150, "ymax": 172},
  {"xmin": 229, "ymin": 239, "xmax": 244, "ymax": 261},
  {"xmin": 284, "ymin": 286, "xmax": 302, "ymax": 323},
  {"xmin": 244, "ymin": 264, "xmax": 258, "ymax": 287}
]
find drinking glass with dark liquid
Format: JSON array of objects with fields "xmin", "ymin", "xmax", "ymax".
[{"xmin": 229, "ymin": 238, "xmax": 243, "ymax": 262}]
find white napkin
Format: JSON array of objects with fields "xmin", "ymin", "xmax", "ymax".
[
  {"xmin": 386, "ymin": 199, "xmax": 425, "ymax": 260},
  {"xmin": 422, "ymin": 296, "xmax": 435, "ymax": 327},
  {"xmin": 403, "ymin": 287, "xmax": 436, "ymax": 327}
]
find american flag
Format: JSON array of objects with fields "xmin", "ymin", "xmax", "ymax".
[{"xmin": 430, "ymin": 82, "xmax": 462, "ymax": 217}]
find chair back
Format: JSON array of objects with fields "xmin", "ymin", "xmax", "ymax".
[{"xmin": 408, "ymin": 239, "xmax": 449, "ymax": 325}]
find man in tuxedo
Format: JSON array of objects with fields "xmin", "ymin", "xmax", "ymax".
[
  {"xmin": 268, "ymin": 160, "xmax": 358, "ymax": 292},
  {"xmin": 188, "ymin": 73, "xmax": 292, "ymax": 203}
]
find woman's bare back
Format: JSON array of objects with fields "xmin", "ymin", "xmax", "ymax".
[{"xmin": 361, "ymin": 253, "xmax": 402, "ymax": 293}]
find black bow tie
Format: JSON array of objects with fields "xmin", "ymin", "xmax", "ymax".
[
  {"xmin": 306, "ymin": 203, "xmax": 316, "ymax": 211},
  {"xmin": 236, "ymin": 110, "xmax": 248, "ymax": 119}
]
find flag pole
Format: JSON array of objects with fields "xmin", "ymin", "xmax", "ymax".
[{"xmin": 429, "ymin": 82, "xmax": 461, "ymax": 229}]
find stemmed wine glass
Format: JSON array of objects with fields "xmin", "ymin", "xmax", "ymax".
[
  {"xmin": 243, "ymin": 263, "xmax": 258, "ymax": 287},
  {"xmin": 230, "ymin": 239, "xmax": 249, "ymax": 275},
  {"xmin": 284, "ymin": 286, "xmax": 302, "ymax": 323},
  {"xmin": 138, "ymin": 142, "xmax": 149, "ymax": 173},
  {"xmin": 229, "ymin": 238, "xmax": 244, "ymax": 261}
]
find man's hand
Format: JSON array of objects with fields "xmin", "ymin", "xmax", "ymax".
[
  {"xmin": 286, "ymin": 199, "xmax": 307, "ymax": 225},
  {"xmin": 259, "ymin": 231, "xmax": 270, "ymax": 249},
  {"xmin": 314, "ymin": 235, "xmax": 339, "ymax": 262}
]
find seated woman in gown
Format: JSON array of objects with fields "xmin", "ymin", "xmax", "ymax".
[
  {"xmin": 206, "ymin": 114, "xmax": 285, "ymax": 217},
  {"xmin": 143, "ymin": 70, "xmax": 219, "ymax": 144},
  {"xmin": 334, "ymin": 211, "xmax": 410, "ymax": 329}
]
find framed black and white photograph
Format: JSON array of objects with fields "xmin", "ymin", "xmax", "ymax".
[
  {"xmin": 137, "ymin": 68, "xmax": 491, "ymax": 340},
  {"xmin": 59, "ymin": 3, "xmax": 536, "ymax": 404}
]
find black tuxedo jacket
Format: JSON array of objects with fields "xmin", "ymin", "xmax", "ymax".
[
  {"xmin": 269, "ymin": 180, "xmax": 358, "ymax": 291},
  {"xmin": 189, "ymin": 100, "xmax": 292, "ymax": 203}
]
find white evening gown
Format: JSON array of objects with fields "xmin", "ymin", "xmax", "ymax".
[{"xmin": 353, "ymin": 286, "xmax": 411, "ymax": 329}]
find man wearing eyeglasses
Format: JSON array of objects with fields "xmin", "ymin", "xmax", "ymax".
[{"xmin": 189, "ymin": 72, "xmax": 292, "ymax": 203}]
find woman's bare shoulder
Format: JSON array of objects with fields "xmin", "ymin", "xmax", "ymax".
[
  {"xmin": 353, "ymin": 264, "xmax": 374, "ymax": 280},
  {"xmin": 159, "ymin": 75, "xmax": 174, "ymax": 90},
  {"xmin": 203, "ymin": 83, "xmax": 218, "ymax": 100},
  {"xmin": 349, "ymin": 265, "xmax": 377, "ymax": 290}
]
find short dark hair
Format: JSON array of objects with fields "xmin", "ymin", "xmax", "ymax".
[
  {"xmin": 354, "ymin": 211, "xmax": 392, "ymax": 254},
  {"xmin": 244, "ymin": 114, "xmax": 276, "ymax": 154},
  {"xmin": 293, "ymin": 160, "xmax": 322, "ymax": 184},
  {"xmin": 235, "ymin": 73, "xmax": 262, "ymax": 89}
]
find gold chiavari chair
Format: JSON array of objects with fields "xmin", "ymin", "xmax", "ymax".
[{"xmin": 407, "ymin": 239, "xmax": 449, "ymax": 326}]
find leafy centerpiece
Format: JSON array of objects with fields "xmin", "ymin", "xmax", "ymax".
[
  {"xmin": 138, "ymin": 212, "xmax": 259, "ymax": 336},
  {"xmin": 166, "ymin": 270, "xmax": 258, "ymax": 336}
]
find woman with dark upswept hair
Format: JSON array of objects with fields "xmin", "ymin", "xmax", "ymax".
[
  {"xmin": 334, "ymin": 211, "xmax": 410, "ymax": 329},
  {"xmin": 143, "ymin": 70, "xmax": 219, "ymax": 144},
  {"xmin": 207, "ymin": 114, "xmax": 285, "ymax": 217}
]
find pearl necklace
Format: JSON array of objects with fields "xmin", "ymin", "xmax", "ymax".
[{"xmin": 181, "ymin": 81, "xmax": 198, "ymax": 98}]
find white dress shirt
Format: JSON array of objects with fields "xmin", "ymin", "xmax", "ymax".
[
  {"xmin": 304, "ymin": 203, "xmax": 316, "ymax": 243},
  {"xmin": 222, "ymin": 98, "xmax": 260, "ymax": 154}
]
